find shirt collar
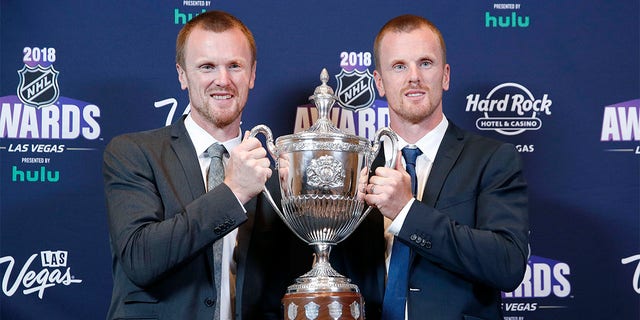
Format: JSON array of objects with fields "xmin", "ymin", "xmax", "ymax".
[
  {"xmin": 184, "ymin": 113, "xmax": 242, "ymax": 158},
  {"xmin": 409, "ymin": 116, "xmax": 449, "ymax": 162},
  {"xmin": 385, "ymin": 116, "xmax": 449, "ymax": 162}
]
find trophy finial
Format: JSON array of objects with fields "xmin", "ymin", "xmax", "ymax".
[
  {"xmin": 320, "ymin": 68, "xmax": 329, "ymax": 85},
  {"xmin": 312, "ymin": 68, "xmax": 335, "ymax": 98},
  {"xmin": 309, "ymin": 68, "xmax": 337, "ymax": 129}
]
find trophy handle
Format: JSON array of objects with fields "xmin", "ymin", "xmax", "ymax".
[
  {"xmin": 249, "ymin": 125, "xmax": 309, "ymax": 244},
  {"xmin": 355, "ymin": 127, "xmax": 400, "ymax": 225},
  {"xmin": 372, "ymin": 127, "xmax": 399, "ymax": 169},
  {"xmin": 249, "ymin": 124, "xmax": 278, "ymax": 159},
  {"xmin": 248, "ymin": 125, "xmax": 282, "ymax": 214}
]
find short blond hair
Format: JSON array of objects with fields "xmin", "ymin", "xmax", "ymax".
[
  {"xmin": 373, "ymin": 14, "xmax": 447, "ymax": 70},
  {"xmin": 176, "ymin": 10, "xmax": 256, "ymax": 68}
]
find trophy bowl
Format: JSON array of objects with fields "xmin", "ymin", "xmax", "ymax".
[{"xmin": 250, "ymin": 68, "xmax": 398, "ymax": 320}]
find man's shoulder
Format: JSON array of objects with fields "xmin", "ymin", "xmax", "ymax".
[
  {"xmin": 448, "ymin": 122, "xmax": 509, "ymax": 145},
  {"xmin": 108, "ymin": 120, "xmax": 185, "ymax": 146},
  {"xmin": 104, "ymin": 122, "xmax": 188, "ymax": 160},
  {"xmin": 448, "ymin": 122, "xmax": 517, "ymax": 156},
  {"xmin": 117, "ymin": 125, "xmax": 172, "ymax": 140}
]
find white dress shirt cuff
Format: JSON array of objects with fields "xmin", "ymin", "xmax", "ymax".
[{"xmin": 386, "ymin": 198, "xmax": 415, "ymax": 236}]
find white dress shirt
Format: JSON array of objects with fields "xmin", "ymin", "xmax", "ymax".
[
  {"xmin": 185, "ymin": 114, "xmax": 241, "ymax": 320},
  {"xmin": 383, "ymin": 116, "xmax": 448, "ymax": 264},
  {"xmin": 382, "ymin": 116, "xmax": 449, "ymax": 318}
]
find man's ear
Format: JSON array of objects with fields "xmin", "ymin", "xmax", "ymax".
[
  {"xmin": 373, "ymin": 69, "xmax": 385, "ymax": 97},
  {"xmin": 176, "ymin": 64, "xmax": 188, "ymax": 90}
]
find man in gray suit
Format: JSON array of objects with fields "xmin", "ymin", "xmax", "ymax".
[{"xmin": 103, "ymin": 11, "xmax": 307, "ymax": 320}]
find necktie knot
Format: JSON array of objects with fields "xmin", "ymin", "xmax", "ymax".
[
  {"xmin": 401, "ymin": 146, "xmax": 422, "ymax": 166},
  {"xmin": 206, "ymin": 143, "xmax": 226, "ymax": 160}
]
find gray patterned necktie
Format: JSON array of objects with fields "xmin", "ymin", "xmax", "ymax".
[
  {"xmin": 207, "ymin": 143, "xmax": 226, "ymax": 191},
  {"xmin": 206, "ymin": 142, "xmax": 226, "ymax": 320}
]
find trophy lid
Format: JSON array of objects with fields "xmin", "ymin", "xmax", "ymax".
[{"xmin": 276, "ymin": 68, "xmax": 370, "ymax": 150}]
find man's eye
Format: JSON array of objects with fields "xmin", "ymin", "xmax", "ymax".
[
  {"xmin": 392, "ymin": 64, "xmax": 406, "ymax": 71},
  {"xmin": 229, "ymin": 63, "xmax": 241, "ymax": 70},
  {"xmin": 200, "ymin": 65, "xmax": 215, "ymax": 71},
  {"xmin": 420, "ymin": 61, "xmax": 433, "ymax": 68}
]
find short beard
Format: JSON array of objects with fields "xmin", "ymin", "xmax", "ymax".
[
  {"xmin": 193, "ymin": 103, "xmax": 243, "ymax": 130},
  {"xmin": 396, "ymin": 102, "xmax": 437, "ymax": 124}
]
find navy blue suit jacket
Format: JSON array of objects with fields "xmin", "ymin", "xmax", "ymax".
[{"xmin": 336, "ymin": 122, "xmax": 529, "ymax": 320}]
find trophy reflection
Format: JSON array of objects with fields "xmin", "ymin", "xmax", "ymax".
[{"xmin": 251, "ymin": 69, "xmax": 398, "ymax": 320}]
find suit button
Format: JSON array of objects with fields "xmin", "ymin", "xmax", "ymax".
[
  {"xmin": 425, "ymin": 241, "xmax": 432, "ymax": 249},
  {"xmin": 410, "ymin": 234, "xmax": 417, "ymax": 241},
  {"xmin": 204, "ymin": 298, "xmax": 215, "ymax": 307},
  {"xmin": 415, "ymin": 236, "xmax": 422, "ymax": 243}
]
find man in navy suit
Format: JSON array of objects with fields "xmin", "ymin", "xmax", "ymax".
[
  {"xmin": 103, "ymin": 11, "xmax": 307, "ymax": 320},
  {"xmin": 351, "ymin": 14, "xmax": 530, "ymax": 319}
]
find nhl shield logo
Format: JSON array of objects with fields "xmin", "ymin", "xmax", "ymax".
[
  {"xmin": 335, "ymin": 68, "xmax": 375, "ymax": 110},
  {"xmin": 17, "ymin": 65, "xmax": 60, "ymax": 108}
]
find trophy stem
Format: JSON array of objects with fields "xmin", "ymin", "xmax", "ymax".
[
  {"xmin": 314, "ymin": 243, "xmax": 331, "ymax": 265},
  {"xmin": 287, "ymin": 243, "xmax": 358, "ymax": 293},
  {"xmin": 301, "ymin": 243, "xmax": 344, "ymax": 279}
]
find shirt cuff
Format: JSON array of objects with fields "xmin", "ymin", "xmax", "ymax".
[{"xmin": 386, "ymin": 198, "xmax": 414, "ymax": 236}]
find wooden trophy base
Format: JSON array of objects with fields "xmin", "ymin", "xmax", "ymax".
[{"xmin": 282, "ymin": 290, "xmax": 365, "ymax": 320}]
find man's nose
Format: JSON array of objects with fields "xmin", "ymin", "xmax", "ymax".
[{"xmin": 214, "ymin": 68, "xmax": 230, "ymax": 86}]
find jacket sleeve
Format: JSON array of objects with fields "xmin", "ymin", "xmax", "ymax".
[
  {"xmin": 399, "ymin": 143, "xmax": 529, "ymax": 291},
  {"xmin": 103, "ymin": 134, "xmax": 247, "ymax": 288}
]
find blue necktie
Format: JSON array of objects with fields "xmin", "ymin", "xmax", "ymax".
[{"xmin": 382, "ymin": 146, "xmax": 422, "ymax": 320}]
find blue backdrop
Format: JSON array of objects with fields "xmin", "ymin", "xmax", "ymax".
[{"xmin": 1, "ymin": 1, "xmax": 639, "ymax": 319}]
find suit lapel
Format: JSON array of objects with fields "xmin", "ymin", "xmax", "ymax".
[
  {"xmin": 169, "ymin": 117, "xmax": 219, "ymax": 282},
  {"xmin": 421, "ymin": 122, "xmax": 466, "ymax": 206},
  {"xmin": 170, "ymin": 116, "xmax": 206, "ymax": 200}
]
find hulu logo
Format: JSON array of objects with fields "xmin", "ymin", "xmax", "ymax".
[
  {"xmin": 12, "ymin": 166, "xmax": 59, "ymax": 183},
  {"xmin": 485, "ymin": 12, "xmax": 530, "ymax": 28},
  {"xmin": 174, "ymin": 8, "xmax": 206, "ymax": 25}
]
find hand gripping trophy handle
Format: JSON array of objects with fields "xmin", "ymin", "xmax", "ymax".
[
  {"xmin": 248, "ymin": 124, "xmax": 308, "ymax": 243},
  {"xmin": 357, "ymin": 126, "xmax": 398, "ymax": 225}
]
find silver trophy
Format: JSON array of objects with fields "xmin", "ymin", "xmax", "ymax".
[{"xmin": 250, "ymin": 68, "xmax": 398, "ymax": 319}]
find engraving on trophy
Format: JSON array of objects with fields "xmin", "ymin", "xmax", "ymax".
[
  {"xmin": 328, "ymin": 300, "xmax": 343, "ymax": 319},
  {"xmin": 307, "ymin": 155, "xmax": 345, "ymax": 189},
  {"xmin": 304, "ymin": 301, "xmax": 320, "ymax": 320},
  {"xmin": 287, "ymin": 302, "xmax": 298, "ymax": 320},
  {"xmin": 350, "ymin": 301, "xmax": 361, "ymax": 319},
  {"xmin": 283, "ymin": 141, "xmax": 367, "ymax": 153}
]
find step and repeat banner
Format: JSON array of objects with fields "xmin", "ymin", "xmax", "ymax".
[{"xmin": 1, "ymin": 1, "xmax": 638, "ymax": 319}]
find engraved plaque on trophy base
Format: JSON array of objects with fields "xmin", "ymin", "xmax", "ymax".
[{"xmin": 283, "ymin": 291, "xmax": 364, "ymax": 320}]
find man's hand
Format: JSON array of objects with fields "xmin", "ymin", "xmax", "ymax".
[
  {"xmin": 364, "ymin": 150, "xmax": 413, "ymax": 220},
  {"xmin": 224, "ymin": 131, "xmax": 272, "ymax": 204}
]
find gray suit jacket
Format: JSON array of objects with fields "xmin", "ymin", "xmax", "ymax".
[{"xmin": 103, "ymin": 117, "xmax": 308, "ymax": 320}]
